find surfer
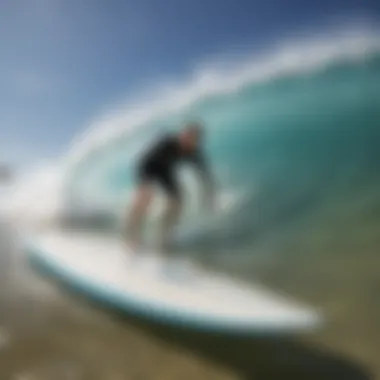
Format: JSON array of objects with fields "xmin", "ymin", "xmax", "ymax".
[{"xmin": 126, "ymin": 121, "xmax": 215, "ymax": 253}]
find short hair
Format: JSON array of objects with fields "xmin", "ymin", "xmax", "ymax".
[{"xmin": 184, "ymin": 120, "xmax": 203, "ymax": 138}]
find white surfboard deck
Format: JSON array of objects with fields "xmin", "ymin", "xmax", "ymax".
[{"xmin": 25, "ymin": 231, "xmax": 322, "ymax": 333}]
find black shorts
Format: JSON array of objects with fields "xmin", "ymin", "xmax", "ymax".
[{"xmin": 136, "ymin": 163, "xmax": 181, "ymax": 200}]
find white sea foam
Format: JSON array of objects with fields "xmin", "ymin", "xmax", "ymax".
[{"xmin": 4, "ymin": 162, "xmax": 65, "ymax": 227}]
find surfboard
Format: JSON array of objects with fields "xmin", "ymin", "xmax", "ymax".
[{"xmin": 25, "ymin": 231, "xmax": 322, "ymax": 333}]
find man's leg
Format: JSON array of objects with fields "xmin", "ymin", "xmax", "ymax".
[
  {"xmin": 125, "ymin": 183, "xmax": 153, "ymax": 250},
  {"xmin": 159, "ymin": 196, "xmax": 182, "ymax": 253},
  {"xmin": 158, "ymin": 174, "xmax": 183, "ymax": 253}
]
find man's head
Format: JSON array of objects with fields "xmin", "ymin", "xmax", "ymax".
[{"xmin": 178, "ymin": 121, "xmax": 204, "ymax": 151}]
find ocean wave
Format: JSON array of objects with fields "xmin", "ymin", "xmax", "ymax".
[
  {"xmin": 6, "ymin": 22, "xmax": 380, "ymax": 228},
  {"xmin": 66, "ymin": 25, "xmax": 380, "ymax": 171}
]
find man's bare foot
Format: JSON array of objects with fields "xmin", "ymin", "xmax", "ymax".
[
  {"xmin": 126, "ymin": 238, "xmax": 137, "ymax": 250},
  {"xmin": 121, "ymin": 237, "xmax": 142, "ymax": 261},
  {"xmin": 157, "ymin": 237, "xmax": 175, "ymax": 257}
]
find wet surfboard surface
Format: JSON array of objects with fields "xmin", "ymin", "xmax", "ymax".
[{"xmin": 25, "ymin": 230, "xmax": 322, "ymax": 334}]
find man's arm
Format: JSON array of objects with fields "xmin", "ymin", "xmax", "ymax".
[{"xmin": 190, "ymin": 150, "xmax": 215, "ymax": 208}]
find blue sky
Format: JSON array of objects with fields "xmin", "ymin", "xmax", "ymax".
[{"xmin": 0, "ymin": 0, "xmax": 377, "ymax": 167}]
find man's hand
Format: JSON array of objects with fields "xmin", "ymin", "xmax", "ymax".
[{"xmin": 202, "ymin": 183, "xmax": 216, "ymax": 214}]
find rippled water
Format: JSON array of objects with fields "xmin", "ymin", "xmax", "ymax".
[{"xmin": 0, "ymin": 206, "xmax": 379, "ymax": 380}]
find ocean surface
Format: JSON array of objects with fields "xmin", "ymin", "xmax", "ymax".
[{"xmin": 1, "ymin": 36, "xmax": 380, "ymax": 379}]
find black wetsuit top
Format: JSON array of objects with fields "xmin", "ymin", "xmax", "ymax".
[{"xmin": 136, "ymin": 134, "xmax": 210, "ymax": 199}]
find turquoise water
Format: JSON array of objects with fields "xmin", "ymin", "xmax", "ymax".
[{"xmin": 65, "ymin": 51, "xmax": 380, "ymax": 252}]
